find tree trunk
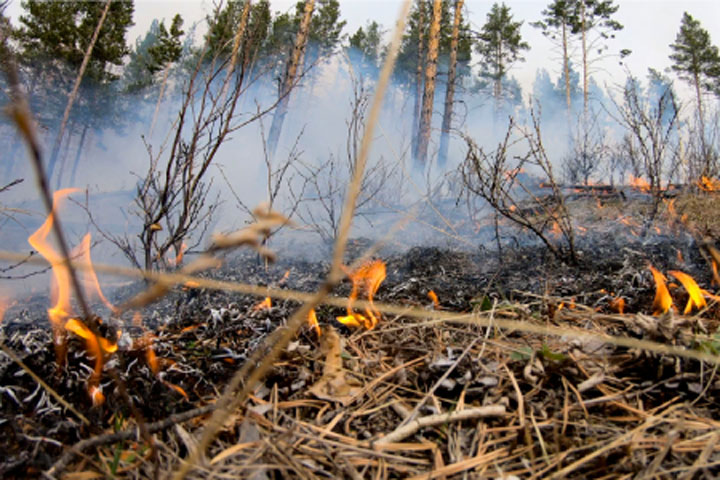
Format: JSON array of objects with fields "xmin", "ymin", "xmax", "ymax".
[
  {"xmin": 494, "ymin": 31, "xmax": 502, "ymax": 113},
  {"xmin": 46, "ymin": 0, "xmax": 112, "ymax": 181},
  {"xmin": 562, "ymin": 21, "xmax": 571, "ymax": 113},
  {"xmin": 415, "ymin": 0, "xmax": 442, "ymax": 167},
  {"xmin": 693, "ymin": 72, "xmax": 709, "ymax": 175},
  {"xmin": 438, "ymin": 0, "xmax": 463, "ymax": 167},
  {"xmin": 581, "ymin": 0, "xmax": 588, "ymax": 116},
  {"xmin": 69, "ymin": 123, "xmax": 90, "ymax": 185},
  {"xmin": 411, "ymin": 0, "xmax": 426, "ymax": 159},
  {"xmin": 267, "ymin": 0, "xmax": 315, "ymax": 158}
]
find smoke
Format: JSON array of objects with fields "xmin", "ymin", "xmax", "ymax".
[{"xmin": 0, "ymin": 40, "xmax": 665, "ymax": 280}]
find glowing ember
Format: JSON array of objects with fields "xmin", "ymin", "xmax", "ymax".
[
  {"xmin": 307, "ymin": 308, "xmax": 321, "ymax": 336},
  {"xmin": 668, "ymin": 270, "xmax": 707, "ymax": 314},
  {"xmin": 629, "ymin": 174, "xmax": 651, "ymax": 192},
  {"xmin": 428, "ymin": 290, "xmax": 440, "ymax": 309},
  {"xmin": 549, "ymin": 221, "xmax": 562, "ymax": 236},
  {"xmin": 252, "ymin": 297, "xmax": 272, "ymax": 311},
  {"xmin": 649, "ymin": 266, "xmax": 674, "ymax": 315},
  {"xmin": 698, "ymin": 176, "xmax": 720, "ymax": 192},
  {"xmin": 336, "ymin": 259, "xmax": 386, "ymax": 330}
]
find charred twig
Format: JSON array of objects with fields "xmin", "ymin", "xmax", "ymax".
[{"xmin": 45, "ymin": 404, "xmax": 217, "ymax": 478}]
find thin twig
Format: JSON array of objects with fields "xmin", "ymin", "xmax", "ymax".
[{"xmin": 375, "ymin": 406, "xmax": 506, "ymax": 445}]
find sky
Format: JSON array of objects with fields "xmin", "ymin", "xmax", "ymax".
[{"xmin": 5, "ymin": 0, "xmax": 720, "ymax": 100}]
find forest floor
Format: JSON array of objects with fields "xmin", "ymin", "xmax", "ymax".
[{"xmin": 2, "ymin": 193, "xmax": 720, "ymax": 479}]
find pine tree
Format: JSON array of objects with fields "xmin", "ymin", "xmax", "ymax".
[
  {"xmin": 568, "ymin": 0, "xmax": 626, "ymax": 114},
  {"xmin": 16, "ymin": 0, "xmax": 134, "ymax": 182},
  {"xmin": 348, "ymin": 21, "xmax": 383, "ymax": 70},
  {"xmin": 669, "ymin": 11, "xmax": 720, "ymax": 172},
  {"xmin": 531, "ymin": 0, "xmax": 576, "ymax": 113},
  {"xmin": 476, "ymin": 2, "xmax": 529, "ymax": 111},
  {"xmin": 415, "ymin": 0, "xmax": 441, "ymax": 167},
  {"xmin": 438, "ymin": 0, "xmax": 464, "ymax": 166},
  {"xmin": 266, "ymin": 0, "xmax": 315, "ymax": 157}
]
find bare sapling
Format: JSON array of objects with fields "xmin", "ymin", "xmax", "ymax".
[
  {"xmin": 461, "ymin": 106, "xmax": 577, "ymax": 263},
  {"xmin": 291, "ymin": 75, "xmax": 395, "ymax": 245},
  {"xmin": 613, "ymin": 76, "xmax": 681, "ymax": 232}
]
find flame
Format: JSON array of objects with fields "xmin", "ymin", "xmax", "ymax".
[
  {"xmin": 336, "ymin": 259, "xmax": 386, "ymax": 330},
  {"xmin": 281, "ymin": 270, "xmax": 291, "ymax": 282},
  {"xmin": 698, "ymin": 176, "xmax": 720, "ymax": 192},
  {"xmin": 252, "ymin": 297, "xmax": 272, "ymax": 311},
  {"xmin": 504, "ymin": 167, "xmax": 525, "ymax": 180},
  {"xmin": 649, "ymin": 266, "xmax": 674, "ymax": 315},
  {"xmin": 629, "ymin": 174, "xmax": 651, "ymax": 192},
  {"xmin": 73, "ymin": 233, "xmax": 116, "ymax": 313},
  {"xmin": 169, "ymin": 242, "xmax": 188, "ymax": 267},
  {"xmin": 609, "ymin": 296, "xmax": 625, "ymax": 314},
  {"xmin": 550, "ymin": 221, "xmax": 562, "ymax": 237},
  {"xmin": 428, "ymin": 290, "xmax": 440, "ymax": 309},
  {"xmin": 28, "ymin": 188, "xmax": 81, "ymax": 363},
  {"xmin": 65, "ymin": 317, "xmax": 117, "ymax": 405},
  {"xmin": 668, "ymin": 270, "xmax": 707, "ymax": 314},
  {"xmin": 712, "ymin": 259, "xmax": 720, "ymax": 287},
  {"xmin": 307, "ymin": 308, "xmax": 321, "ymax": 336}
]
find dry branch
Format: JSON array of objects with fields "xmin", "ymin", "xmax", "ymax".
[{"xmin": 375, "ymin": 406, "xmax": 507, "ymax": 445}]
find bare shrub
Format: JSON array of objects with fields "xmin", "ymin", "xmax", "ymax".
[
  {"xmin": 562, "ymin": 110, "xmax": 607, "ymax": 185},
  {"xmin": 613, "ymin": 75, "xmax": 681, "ymax": 229},
  {"xmin": 461, "ymin": 106, "xmax": 577, "ymax": 264},
  {"xmin": 291, "ymin": 77, "xmax": 395, "ymax": 245}
]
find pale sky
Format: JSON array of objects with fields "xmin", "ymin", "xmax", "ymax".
[{"xmin": 6, "ymin": 0, "xmax": 720, "ymax": 101}]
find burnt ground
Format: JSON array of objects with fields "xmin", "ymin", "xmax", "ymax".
[{"xmin": 2, "ymin": 221, "xmax": 720, "ymax": 478}]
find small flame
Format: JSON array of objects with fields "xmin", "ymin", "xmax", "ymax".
[
  {"xmin": 428, "ymin": 290, "xmax": 440, "ymax": 309},
  {"xmin": 169, "ymin": 242, "xmax": 188, "ymax": 267},
  {"xmin": 65, "ymin": 318, "xmax": 117, "ymax": 405},
  {"xmin": 252, "ymin": 297, "xmax": 272, "ymax": 311},
  {"xmin": 550, "ymin": 221, "xmax": 562, "ymax": 237},
  {"xmin": 609, "ymin": 297, "xmax": 625, "ymax": 314},
  {"xmin": 649, "ymin": 266, "xmax": 674, "ymax": 315},
  {"xmin": 698, "ymin": 176, "xmax": 720, "ymax": 192},
  {"xmin": 307, "ymin": 308, "xmax": 321, "ymax": 336},
  {"xmin": 712, "ymin": 259, "xmax": 720, "ymax": 287},
  {"xmin": 73, "ymin": 233, "xmax": 116, "ymax": 313},
  {"xmin": 668, "ymin": 270, "xmax": 707, "ymax": 314},
  {"xmin": 336, "ymin": 259, "xmax": 386, "ymax": 330},
  {"xmin": 281, "ymin": 270, "xmax": 291, "ymax": 282},
  {"xmin": 629, "ymin": 174, "xmax": 651, "ymax": 192}
]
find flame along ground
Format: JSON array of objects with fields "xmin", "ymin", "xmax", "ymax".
[
  {"xmin": 336, "ymin": 259, "xmax": 387, "ymax": 330},
  {"xmin": 26, "ymin": 189, "xmax": 187, "ymax": 404}
]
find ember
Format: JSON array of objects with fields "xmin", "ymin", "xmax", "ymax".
[{"xmin": 336, "ymin": 259, "xmax": 386, "ymax": 330}]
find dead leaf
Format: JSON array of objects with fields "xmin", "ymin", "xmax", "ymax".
[{"xmin": 308, "ymin": 326, "xmax": 361, "ymax": 406}]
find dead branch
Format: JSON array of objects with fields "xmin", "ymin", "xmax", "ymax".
[{"xmin": 375, "ymin": 406, "xmax": 507, "ymax": 445}]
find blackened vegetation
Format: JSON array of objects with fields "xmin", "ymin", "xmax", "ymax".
[{"xmin": 2, "ymin": 237, "xmax": 720, "ymax": 477}]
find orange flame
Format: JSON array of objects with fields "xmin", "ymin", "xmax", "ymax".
[
  {"xmin": 252, "ymin": 297, "xmax": 272, "ymax": 311},
  {"xmin": 712, "ymin": 259, "xmax": 720, "ymax": 287},
  {"xmin": 336, "ymin": 259, "xmax": 386, "ymax": 330},
  {"xmin": 73, "ymin": 233, "xmax": 116, "ymax": 313},
  {"xmin": 668, "ymin": 270, "xmax": 707, "ymax": 315},
  {"xmin": 649, "ymin": 266, "xmax": 674, "ymax": 315},
  {"xmin": 65, "ymin": 318, "xmax": 117, "ymax": 405},
  {"xmin": 281, "ymin": 270, "xmax": 291, "ymax": 282},
  {"xmin": 629, "ymin": 174, "xmax": 651, "ymax": 192},
  {"xmin": 428, "ymin": 290, "xmax": 440, "ymax": 309},
  {"xmin": 550, "ymin": 221, "xmax": 562, "ymax": 237},
  {"xmin": 168, "ymin": 242, "xmax": 188, "ymax": 267},
  {"xmin": 609, "ymin": 297, "xmax": 625, "ymax": 314},
  {"xmin": 307, "ymin": 308, "xmax": 321, "ymax": 336},
  {"xmin": 698, "ymin": 176, "xmax": 720, "ymax": 192}
]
